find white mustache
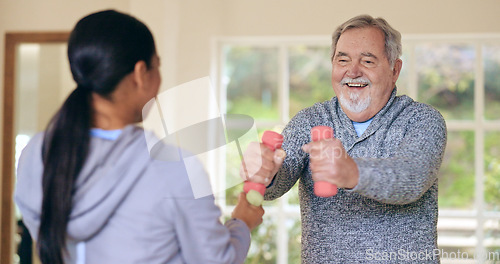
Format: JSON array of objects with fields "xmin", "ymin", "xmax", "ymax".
[{"xmin": 340, "ymin": 77, "xmax": 371, "ymax": 86}]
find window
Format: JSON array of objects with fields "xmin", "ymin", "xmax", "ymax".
[
  {"xmin": 213, "ymin": 34, "xmax": 500, "ymax": 263},
  {"xmin": 399, "ymin": 37, "xmax": 500, "ymax": 263}
]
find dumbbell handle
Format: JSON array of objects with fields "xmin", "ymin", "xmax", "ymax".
[
  {"xmin": 311, "ymin": 126, "xmax": 338, "ymax": 197},
  {"xmin": 243, "ymin": 131, "xmax": 283, "ymax": 206}
]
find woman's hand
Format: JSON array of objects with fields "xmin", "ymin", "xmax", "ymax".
[{"xmin": 231, "ymin": 192, "xmax": 265, "ymax": 231}]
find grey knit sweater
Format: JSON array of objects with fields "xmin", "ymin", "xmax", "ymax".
[{"xmin": 265, "ymin": 88, "xmax": 447, "ymax": 263}]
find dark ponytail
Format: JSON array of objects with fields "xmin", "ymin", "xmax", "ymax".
[
  {"xmin": 37, "ymin": 10, "xmax": 155, "ymax": 264},
  {"xmin": 38, "ymin": 86, "xmax": 92, "ymax": 264}
]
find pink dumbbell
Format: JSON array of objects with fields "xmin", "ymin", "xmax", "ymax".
[
  {"xmin": 311, "ymin": 126, "xmax": 338, "ymax": 197},
  {"xmin": 243, "ymin": 131, "xmax": 283, "ymax": 206}
]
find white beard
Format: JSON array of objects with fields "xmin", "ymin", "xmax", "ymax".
[
  {"xmin": 338, "ymin": 77, "xmax": 372, "ymax": 113},
  {"xmin": 339, "ymin": 90, "xmax": 371, "ymax": 113}
]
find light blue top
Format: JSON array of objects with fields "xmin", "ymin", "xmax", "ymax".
[
  {"xmin": 352, "ymin": 118, "xmax": 373, "ymax": 137},
  {"xmin": 90, "ymin": 128, "xmax": 122, "ymax": 140}
]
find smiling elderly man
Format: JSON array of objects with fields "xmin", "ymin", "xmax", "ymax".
[{"xmin": 240, "ymin": 15, "xmax": 447, "ymax": 263}]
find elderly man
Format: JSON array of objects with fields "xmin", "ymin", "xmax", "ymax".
[{"xmin": 241, "ymin": 15, "xmax": 447, "ymax": 263}]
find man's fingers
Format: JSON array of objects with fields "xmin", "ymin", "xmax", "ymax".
[
  {"xmin": 311, "ymin": 171, "xmax": 336, "ymax": 185},
  {"xmin": 273, "ymin": 149, "xmax": 286, "ymax": 166},
  {"xmin": 247, "ymin": 174, "xmax": 272, "ymax": 185}
]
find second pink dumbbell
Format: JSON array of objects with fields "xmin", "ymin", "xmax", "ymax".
[{"xmin": 311, "ymin": 126, "xmax": 338, "ymax": 197}]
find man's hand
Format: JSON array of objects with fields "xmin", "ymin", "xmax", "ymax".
[
  {"xmin": 302, "ymin": 138, "xmax": 359, "ymax": 189},
  {"xmin": 239, "ymin": 142, "xmax": 286, "ymax": 187}
]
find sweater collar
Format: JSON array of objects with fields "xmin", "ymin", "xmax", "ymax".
[{"xmin": 335, "ymin": 87, "xmax": 399, "ymax": 148}]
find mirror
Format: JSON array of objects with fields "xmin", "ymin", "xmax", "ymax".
[{"xmin": 2, "ymin": 32, "xmax": 71, "ymax": 264}]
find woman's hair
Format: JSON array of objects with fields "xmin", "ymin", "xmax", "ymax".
[
  {"xmin": 38, "ymin": 10, "xmax": 155, "ymax": 264},
  {"xmin": 330, "ymin": 14, "xmax": 402, "ymax": 67}
]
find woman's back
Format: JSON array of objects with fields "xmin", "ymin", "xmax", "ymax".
[{"xmin": 16, "ymin": 125, "xmax": 252, "ymax": 263}]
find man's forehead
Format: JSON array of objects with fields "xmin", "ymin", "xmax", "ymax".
[
  {"xmin": 337, "ymin": 27, "xmax": 385, "ymax": 43},
  {"xmin": 342, "ymin": 26, "xmax": 384, "ymax": 37},
  {"xmin": 334, "ymin": 27, "xmax": 386, "ymax": 56}
]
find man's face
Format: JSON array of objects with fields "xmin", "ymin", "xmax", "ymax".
[{"xmin": 331, "ymin": 27, "xmax": 402, "ymax": 122}]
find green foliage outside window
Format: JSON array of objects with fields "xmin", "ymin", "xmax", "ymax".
[
  {"xmin": 289, "ymin": 46, "xmax": 333, "ymax": 117},
  {"xmin": 224, "ymin": 46, "xmax": 279, "ymax": 120},
  {"xmin": 416, "ymin": 44, "xmax": 475, "ymax": 120},
  {"xmin": 484, "ymin": 45, "xmax": 500, "ymax": 121},
  {"xmin": 485, "ymin": 132, "xmax": 500, "ymax": 211},
  {"xmin": 438, "ymin": 131, "xmax": 475, "ymax": 209}
]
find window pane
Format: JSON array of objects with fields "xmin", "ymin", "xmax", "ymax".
[
  {"xmin": 287, "ymin": 183, "xmax": 300, "ymax": 205},
  {"xmin": 289, "ymin": 46, "xmax": 333, "ymax": 118},
  {"xmin": 396, "ymin": 46, "xmax": 410, "ymax": 96},
  {"xmin": 485, "ymin": 219, "xmax": 500, "ymax": 263},
  {"xmin": 416, "ymin": 44, "xmax": 475, "ymax": 120},
  {"xmin": 246, "ymin": 219, "xmax": 277, "ymax": 263},
  {"xmin": 439, "ymin": 131, "xmax": 475, "ymax": 210},
  {"xmin": 247, "ymin": 217, "xmax": 302, "ymax": 263},
  {"xmin": 288, "ymin": 218, "xmax": 302, "ymax": 263},
  {"xmin": 484, "ymin": 45, "xmax": 500, "ymax": 120},
  {"xmin": 437, "ymin": 218, "xmax": 476, "ymax": 262},
  {"xmin": 224, "ymin": 46, "xmax": 279, "ymax": 120},
  {"xmin": 485, "ymin": 132, "xmax": 500, "ymax": 211}
]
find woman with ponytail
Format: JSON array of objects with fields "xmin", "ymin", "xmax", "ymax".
[{"xmin": 15, "ymin": 10, "xmax": 263, "ymax": 264}]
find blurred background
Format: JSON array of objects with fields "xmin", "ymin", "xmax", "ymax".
[{"xmin": 1, "ymin": 0, "xmax": 500, "ymax": 263}]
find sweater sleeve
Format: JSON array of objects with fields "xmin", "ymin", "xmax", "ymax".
[
  {"xmin": 165, "ymin": 157, "xmax": 251, "ymax": 264},
  {"xmin": 350, "ymin": 106, "xmax": 447, "ymax": 205},
  {"xmin": 264, "ymin": 109, "xmax": 312, "ymax": 200},
  {"xmin": 171, "ymin": 196, "xmax": 250, "ymax": 264}
]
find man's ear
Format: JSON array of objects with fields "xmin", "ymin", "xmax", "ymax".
[
  {"xmin": 392, "ymin": 58, "xmax": 403, "ymax": 83},
  {"xmin": 132, "ymin": 60, "xmax": 148, "ymax": 90}
]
